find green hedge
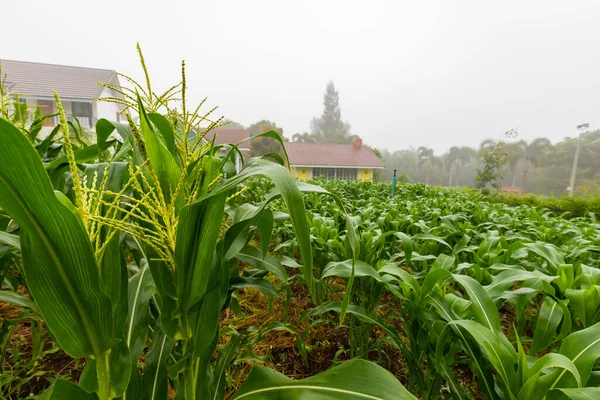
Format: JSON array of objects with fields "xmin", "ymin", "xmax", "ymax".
[{"xmin": 489, "ymin": 193, "xmax": 600, "ymax": 218}]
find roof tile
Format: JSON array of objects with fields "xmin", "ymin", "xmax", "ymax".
[
  {"xmin": 1, "ymin": 59, "xmax": 116, "ymax": 100},
  {"xmin": 285, "ymin": 142, "xmax": 384, "ymax": 168},
  {"xmin": 202, "ymin": 128, "xmax": 251, "ymax": 149}
]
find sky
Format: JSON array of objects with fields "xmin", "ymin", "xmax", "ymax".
[{"xmin": 2, "ymin": 0, "xmax": 600, "ymax": 153}]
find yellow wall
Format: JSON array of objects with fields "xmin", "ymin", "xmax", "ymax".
[
  {"xmin": 359, "ymin": 168, "xmax": 373, "ymax": 181},
  {"xmin": 296, "ymin": 167, "xmax": 311, "ymax": 181},
  {"xmin": 291, "ymin": 166, "xmax": 311, "ymax": 180}
]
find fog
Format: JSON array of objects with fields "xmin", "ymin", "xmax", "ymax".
[{"xmin": 2, "ymin": 0, "xmax": 600, "ymax": 153}]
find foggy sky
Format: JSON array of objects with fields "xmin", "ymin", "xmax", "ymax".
[{"xmin": 2, "ymin": 0, "xmax": 600, "ymax": 153}]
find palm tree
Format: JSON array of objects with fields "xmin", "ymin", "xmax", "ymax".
[
  {"xmin": 418, "ymin": 147, "xmax": 440, "ymax": 185},
  {"xmin": 455, "ymin": 146, "xmax": 477, "ymax": 186},
  {"xmin": 504, "ymin": 140, "xmax": 527, "ymax": 186},
  {"xmin": 520, "ymin": 138, "xmax": 553, "ymax": 191},
  {"xmin": 444, "ymin": 146, "xmax": 477, "ymax": 187},
  {"xmin": 445, "ymin": 147, "xmax": 461, "ymax": 186}
]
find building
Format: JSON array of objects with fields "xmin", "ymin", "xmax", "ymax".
[
  {"xmin": 202, "ymin": 127, "xmax": 251, "ymax": 171},
  {"xmin": 1, "ymin": 59, "xmax": 123, "ymax": 134},
  {"xmin": 285, "ymin": 139, "xmax": 384, "ymax": 181}
]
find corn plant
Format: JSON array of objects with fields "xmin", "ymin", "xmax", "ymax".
[
  {"xmin": 0, "ymin": 50, "xmax": 416, "ymax": 400},
  {"xmin": 243, "ymin": 178, "xmax": 600, "ymax": 399}
]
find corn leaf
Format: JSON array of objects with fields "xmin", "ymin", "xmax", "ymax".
[
  {"xmin": 142, "ymin": 323, "xmax": 174, "ymax": 400},
  {"xmin": 555, "ymin": 321, "xmax": 600, "ymax": 387},
  {"xmin": 236, "ymin": 246, "xmax": 287, "ymax": 282},
  {"xmin": 125, "ymin": 261, "xmax": 156, "ymax": 364},
  {"xmin": 531, "ymin": 297, "xmax": 565, "ymax": 354},
  {"xmin": 39, "ymin": 379, "xmax": 99, "ymax": 400},
  {"xmin": 136, "ymin": 95, "xmax": 181, "ymax": 206},
  {"xmin": 0, "ymin": 231, "xmax": 20, "ymax": 249},
  {"xmin": 553, "ymin": 388, "xmax": 600, "ymax": 399},
  {"xmin": 0, "ymin": 117, "xmax": 114, "ymax": 358},
  {"xmin": 233, "ymin": 358, "xmax": 416, "ymax": 399}
]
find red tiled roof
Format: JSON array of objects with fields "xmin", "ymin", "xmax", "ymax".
[
  {"xmin": 285, "ymin": 142, "xmax": 384, "ymax": 168},
  {"xmin": 202, "ymin": 128, "xmax": 250, "ymax": 150}
]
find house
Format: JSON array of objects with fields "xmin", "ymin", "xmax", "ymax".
[
  {"xmin": 0, "ymin": 59, "xmax": 123, "ymax": 134},
  {"xmin": 285, "ymin": 138, "xmax": 384, "ymax": 181},
  {"xmin": 201, "ymin": 127, "xmax": 251, "ymax": 171}
]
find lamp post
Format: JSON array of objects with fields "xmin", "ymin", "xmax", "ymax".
[{"xmin": 568, "ymin": 123, "xmax": 590, "ymax": 196}]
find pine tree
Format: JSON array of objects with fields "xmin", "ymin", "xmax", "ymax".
[{"xmin": 310, "ymin": 81, "xmax": 354, "ymax": 143}]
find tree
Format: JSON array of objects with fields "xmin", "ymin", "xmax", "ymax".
[
  {"xmin": 247, "ymin": 119, "xmax": 286, "ymax": 157},
  {"xmin": 371, "ymin": 147, "xmax": 384, "ymax": 181},
  {"xmin": 455, "ymin": 146, "xmax": 477, "ymax": 186},
  {"xmin": 504, "ymin": 140, "xmax": 527, "ymax": 186},
  {"xmin": 445, "ymin": 147, "xmax": 461, "ymax": 187},
  {"xmin": 520, "ymin": 138, "xmax": 553, "ymax": 191},
  {"xmin": 418, "ymin": 147, "xmax": 441, "ymax": 185},
  {"xmin": 475, "ymin": 139, "xmax": 508, "ymax": 190},
  {"xmin": 292, "ymin": 132, "xmax": 317, "ymax": 142},
  {"xmin": 310, "ymin": 81, "xmax": 356, "ymax": 143}
]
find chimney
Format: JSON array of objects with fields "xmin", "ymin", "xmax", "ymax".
[{"xmin": 353, "ymin": 138, "xmax": 363, "ymax": 149}]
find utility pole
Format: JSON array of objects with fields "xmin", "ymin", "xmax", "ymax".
[{"xmin": 568, "ymin": 123, "xmax": 589, "ymax": 196}]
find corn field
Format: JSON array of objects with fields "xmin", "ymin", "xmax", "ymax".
[{"xmin": 2, "ymin": 53, "xmax": 600, "ymax": 399}]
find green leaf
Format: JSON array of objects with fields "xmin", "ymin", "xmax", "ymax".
[
  {"xmin": 148, "ymin": 113, "xmax": 177, "ymax": 157},
  {"xmin": 531, "ymin": 297, "xmax": 564, "ymax": 354},
  {"xmin": 142, "ymin": 323, "xmax": 174, "ymax": 400},
  {"xmin": 521, "ymin": 243, "xmax": 564, "ymax": 272},
  {"xmin": 565, "ymin": 286, "xmax": 600, "ymax": 328},
  {"xmin": 412, "ymin": 233, "xmax": 453, "ymax": 251},
  {"xmin": 433, "ymin": 254, "xmax": 455, "ymax": 270},
  {"xmin": 0, "ymin": 290, "xmax": 38, "ymax": 312},
  {"xmin": 485, "ymin": 269, "xmax": 555, "ymax": 299},
  {"xmin": 176, "ymin": 191, "xmax": 228, "ymax": 317},
  {"xmin": 125, "ymin": 261, "xmax": 156, "ymax": 364},
  {"xmin": 0, "ymin": 117, "xmax": 114, "ymax": 358},
  {"xmin": 213, "ymin": 333, "xmax": 243, "ymax": 400},
  {"xmin": 321, "ymin": 260, "xmax": 384, "ymax": 282},
  {"xmin": 395, "ymin": 232, "xmax": 413, "ymax": 266},
  {"xmin": 448, "ymin": 320, "xmax": 518, "ymax": 396},
  {"xmin": 95, "ymin": 118, "xmax": 116, "ymax": 159},
  {"xmin": 518, "ymin": 353, "xmax": 581, "ymax": 399},
  {"xmin": 39, "ymin": 379, "xmax": 99, "ymax": 400},
  {"xmin": 0, "ymin": 231, "xmax": 20, "ymax": 249},
  {"xmin": 257, "ymin": 209, "xmax": 274, "ymax": 258},
  {"xmin": 553, "ymin": 388, "xmax": 600, "ymax": 399},
  {"xmin": 452, "ymin": 274, "xmax": 503, "ymax": 335},
  {"xmin": 136, "ymin": 94, "xmax": 181, "ymax": 206},
  {"xmin": 555, "ymin": 321, "xmax": 600, "ymax": 386},
  {"xmin": 236, "ymin": 246, "xmax": 287, "ymax": 282},
  {"xmin": 233, "ymin": 358, "xmax": 416, "ymax": 399},
  {"xmin": 45, "ymin": 141, "xmax": 116, "ymax": 173}
]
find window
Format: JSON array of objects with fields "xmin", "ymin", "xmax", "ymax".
[
  {"xmin": 72, "ymin": 102, "xmax": 92, "ymax": 117},
  {"xmin": 336, "ymin": 168, "xmax": 357, "ymax": 180},
  {"xmin": 71, "ymin": 102, "xmax": 93, "ymax": 127},
  {"xmin": 313, "ymin": 167, "xmax": 336, "ymax": 179},
  {"xmin": 312, "ymin": 167, "xmax": 357, "ymax": 180}
]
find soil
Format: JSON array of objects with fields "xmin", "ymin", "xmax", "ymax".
[{"xmin": 1, "ymin": 276, "xmax": 483, "ymax": 400}]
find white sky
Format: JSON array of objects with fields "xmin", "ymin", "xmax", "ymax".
[{"xmin": 2, "ymin": 0, "xmax": 600, "ymax": 153}]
